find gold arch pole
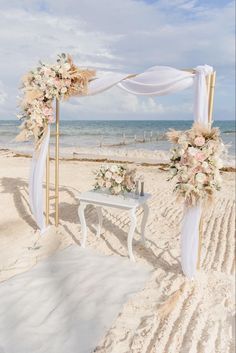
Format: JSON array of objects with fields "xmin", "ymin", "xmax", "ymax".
[
  {"xmin": 45, "ymin": 146, "xmax": 50, "ymax": 225},
  {"xmin": 55, "ymin": 99, "xmax": 60, "ymax": 226},
  {"xmin": 197, "ymin": 71, "xmax": 216, "ymax": 270},
  {"xmin": 45, "ymin": 98, "xmax": 60, "ymax": 226}
]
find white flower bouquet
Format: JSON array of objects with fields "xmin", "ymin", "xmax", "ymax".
[
  {"xmin": 94, "ymin": 164, "xmax": 136, "ymax": 195},
  {"xmin": 167, "ymin": 123, "xmax": 224, "ymax": 206}
]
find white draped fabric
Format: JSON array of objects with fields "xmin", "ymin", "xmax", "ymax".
[
  {"xmin": 181, "ymin": 203, "xmax": 202, "ymax": 278},
  {"xmin": 29, "ymin": 126, "xmax": 50, "ymax": 233},
  {"xmin": 29, "ymin": 64, "xmax": 213, "ymax": 278},
  {"xmin": 180, "ymin": 65, "xmax": 212, "ymax": 278}
]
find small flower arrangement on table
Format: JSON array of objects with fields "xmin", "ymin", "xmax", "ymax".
[
  {"xmin": 94, "ymin": 164, "xmax": 136, "ymax": 195},
  {"xmin": 167, "ymin": 123, "xmax": 224, "ymax": 206}
]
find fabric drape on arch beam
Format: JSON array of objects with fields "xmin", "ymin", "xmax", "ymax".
[{"xmin": 29, "ymin": 64, "xmax": 213, "ymax": 278}]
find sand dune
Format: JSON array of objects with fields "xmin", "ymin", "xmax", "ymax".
[{"xmin": 0, "ymin": 151, "xmax": 235, "ymax": 353}]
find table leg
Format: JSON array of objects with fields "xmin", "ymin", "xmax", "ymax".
[
  {"xmin": 96, "ymin": 206, "xmax": 103, "ymax": 237},
  {"xmin": 128, "ymin": 208, "xmax": 137, "ymax": 262},
  {"xmin": 141, "ymin": 203, "xmax": 149, "ymax": 245},
  {"xmin": 78, "ymin": 202, "xmax": 87, "ymax": 248}
]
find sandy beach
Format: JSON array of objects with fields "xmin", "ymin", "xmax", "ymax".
[{"xmin": 0, "ymin": 150, "xmax": 235, "ymax": 353}]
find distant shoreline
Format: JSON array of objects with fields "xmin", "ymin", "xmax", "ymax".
[{"xmin": 1, "ymin": 146, "xmax": 235, "ymax": 171}]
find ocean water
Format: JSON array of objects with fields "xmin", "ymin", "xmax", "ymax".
[{"xmin": 0, "ymin": 120, "xmax": 235, "ymax": 156}]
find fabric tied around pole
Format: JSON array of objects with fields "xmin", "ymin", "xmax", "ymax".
[
  {"xmin": 193, "ymin": 65, "xmax": 213, "ymax": 126},
  {"xmin": 180, "ymin": 64, "xmax": 213, "ymax": 278},
  {"xmin": 29, "ymin": 126, "xmax": 50, "ymax": 234},
  {"xmin": 181, "ymin": 203, "xmax": 202, "ymax": 278}
]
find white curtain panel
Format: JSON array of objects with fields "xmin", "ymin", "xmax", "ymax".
[
  {"xmin": 180, "ymin": 65, "xmax": 213, "ymax": 278},
  {"xmin": 29, "ymin": 65, "xmax": 213, "ymax": 278},
  {"xmin": 29, "ymin": 126, "xmax": 50, "ymax": 233},
  {"xmin": 88, "ymin": 66, "xmax": 194, "ymax": 96},
  {"xmin": 181, "ymin": 203, "xmax": 202, "ymax": 278}
]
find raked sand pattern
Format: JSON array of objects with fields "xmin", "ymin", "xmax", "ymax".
[{"xmin": 0, "ymin": 151, "xmax": 235, "ymax": 353}]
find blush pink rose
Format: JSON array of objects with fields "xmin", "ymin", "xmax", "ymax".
[
  {"xmin": 194, "ymin": 136, "xmax": 205, "ymax": 147},
  {"xmin": 43, "ymin": 107, "xmax": 53, "ymax": 116},
  {"xmin": 53, "ymin": 78, "xmax": 63, "ymax": 88},
  {"xmin": 180, "ymin": 155, "xmax": 188, "ymax": 165},
  {"xmin": 47, "ymin": 115, "xmax": 55, "ymax": 123},
  {"xmin": 42, "ymin": 67, "xmax": 52, "ymax": 76},
  {"xmin": 192, "ymin": 165, "xmax": 202, "ymax": 174},
  {"xmin": 195, "ymin": 152, "xmax": 206, "ymax": 162}
]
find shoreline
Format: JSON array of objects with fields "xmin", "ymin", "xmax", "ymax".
[{"xmin": 1, "ymin": 146, "xmax": 235, "ymax": 171}]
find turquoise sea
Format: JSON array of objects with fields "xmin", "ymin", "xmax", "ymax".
[{"xmin": 0, "ymin": 120, "xmax": 235, "ymax": 155}]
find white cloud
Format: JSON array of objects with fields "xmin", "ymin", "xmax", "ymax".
[{"xmin": 0, "ymin": 0, "xmax": 234, "ymax": 120}]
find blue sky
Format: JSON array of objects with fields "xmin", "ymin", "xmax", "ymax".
[{"xmin": 0, "ymin": 0, "xmax": 235, "ymax": 121}]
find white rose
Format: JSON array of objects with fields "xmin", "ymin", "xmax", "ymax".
[
  {"xmin": 188, "ymin": 147, "xmax": 198, "ymax": 156},
  {"xmin": 181, "ymin": 173, "xmax": 189, "ymax": 182},
  {"xmin": 178, "ymin": 148, "xmax": 185, "ymax": 156},
  {"xmin": 195, "ymin": 172, "xmax": 206, "ymax": 183},
  {"xmin": 110, "ymin": 165, "xmax": 118, "ymax": 173},
  {"xmin": 170, "ymin": 167, "xmax": 177, "ymax": 176},
  {"xmin": 105, "ymin": 171, "xmax": 112, "ymax": 179},
  {"xmin": 113, "ymin": 185, "xmax": 121, "ymax": 194},
  {"xmin": 202, "ymin": 161, "xmax": 208, "ymax": 169},
  {"xmin": 61, "ymin": 87, "xmax": 67, "ymax": 94},
  {"xmin": 106, "ymin": 181, "xmax": 112, "ymax": 188},
  {"xmin": 115, "ymin": 176, "xmax": 123, "ymax": 184}
]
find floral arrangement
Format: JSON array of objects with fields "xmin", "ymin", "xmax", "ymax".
[
  {"xmin": 94, "ymin": 164, "xmax": 136, "ymax": 195},
  {"xmin": 167, "ymin": 123, "xmax": 224, "ymax": 206},
  {"xmin": 16, "ymin": 53, "xmax": 96, "ymax": 149}
]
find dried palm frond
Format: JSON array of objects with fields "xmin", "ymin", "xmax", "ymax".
[
  {"xmin": 24, "ymin": 89, "xmax": 43, "ymax": 103},
  {"xmin": 158, "ymin": 282, "xmax": 187, "ymax": 318},
  {"xmin": 191, "ymin": 122, "xmax": 220, "ymax": 140},
  {"xmin": 166, "ymin": 129, "xmax": 181, "ymax": 144}
]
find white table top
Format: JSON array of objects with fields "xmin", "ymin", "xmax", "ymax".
[{"xmin": 78, "ymin": 190, "xmax": 151, "ymax": 209}]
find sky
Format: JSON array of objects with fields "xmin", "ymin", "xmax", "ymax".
[{"xmin": 0, "ymin": 0, "xmax": 235, "ymax": 121}]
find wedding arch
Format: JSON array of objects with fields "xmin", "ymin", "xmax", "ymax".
[{"xmin": 17, "ymin": 54, "xmax": 216, "ymax": 278}]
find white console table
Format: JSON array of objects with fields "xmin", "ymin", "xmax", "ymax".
[{"xmin": 78, "ymin": 190, "xmax": 151, "ymax": 261}]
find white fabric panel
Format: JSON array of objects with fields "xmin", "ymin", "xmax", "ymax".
[
  {"xmin": 118, "ymin": 67, "xmax": 194, "ymax": 95},
  {"xmin": 29, "ymin": 126, "xmax": 50, "ymax": 233},
  {"xmin": 87, "ymin": 66, "xmax": 194, "ymax": 96},
  {"xmin": 88, "ymin": 71, "xmax": 129, "ymax": 95},
  {"xmin": 181, "ymin": 203, "xmax": 202, "ymax": 278},
  {"xmin": 180, "ymin": 64, "xmax": 213, "ymax": 278},
  {"xmin": 194, "ymin": 65, "xmax": 213, "ymax": 126}
]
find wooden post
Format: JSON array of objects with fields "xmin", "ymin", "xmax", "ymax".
[
  {"xmin": 208, "ymin": 71, "xmax": 216, "ymax": 126},
  {"xmin": 197, "ymin": 71, "xmax": 216, "ymax": 270},
  {"xmin": 55, "ymin": 99, "xmax": 59, "ymax": 227}
]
